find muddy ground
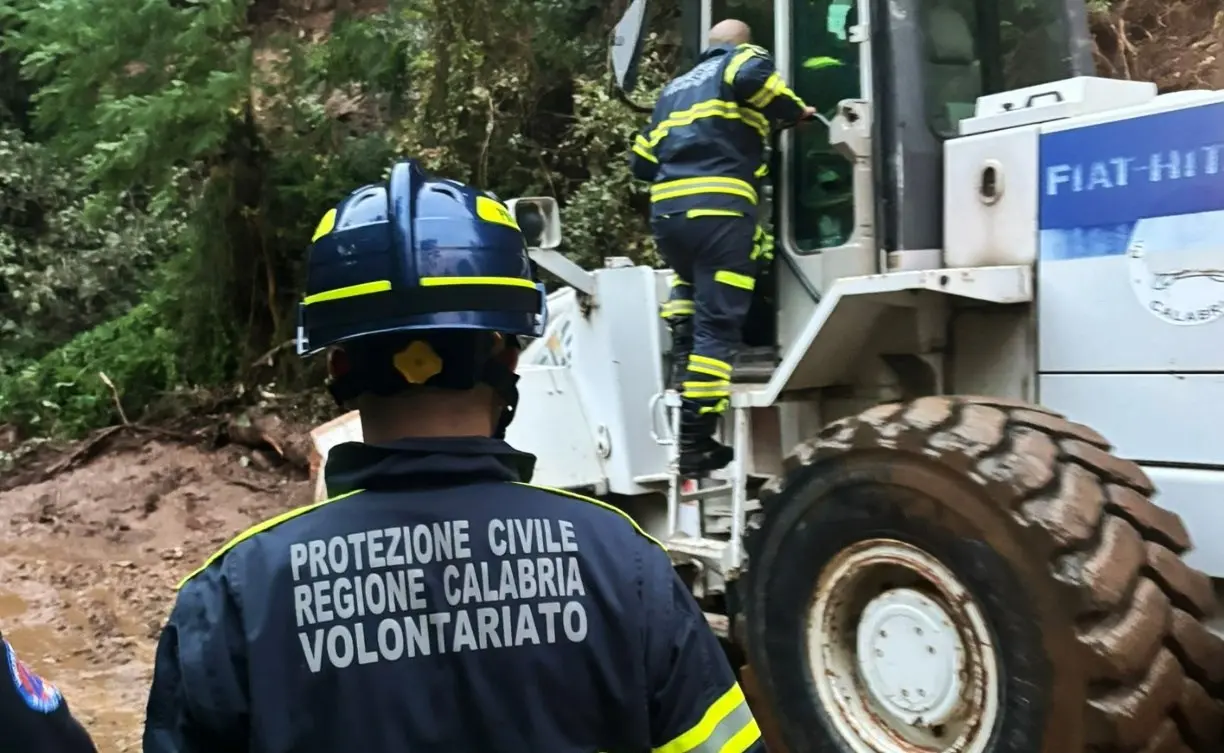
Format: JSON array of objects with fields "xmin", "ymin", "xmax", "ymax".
[{"xmin": 0, "ymin": 439, "xmax": 311, "ymax": 752}]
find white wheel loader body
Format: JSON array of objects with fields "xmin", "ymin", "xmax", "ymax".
[{"xmin": 312, "ymin": 83, "xmax": 1224, "ymax": 576}]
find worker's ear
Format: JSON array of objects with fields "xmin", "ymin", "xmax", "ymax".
[
  {"xmin": 498, "ymin": 346, "xmax": 520, "ymax": 373},
  {"xmin": 488, "ymin": 332, "xmax": 520, "ymax": 373}
]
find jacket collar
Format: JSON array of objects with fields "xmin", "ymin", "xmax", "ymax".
[
  {"xmin": 702, "ymin": 44, "xmax": 736, "ymax": 61},
  {"xmin": 323, "ymin": 436, "xmax": 537, "ymax": 496}
]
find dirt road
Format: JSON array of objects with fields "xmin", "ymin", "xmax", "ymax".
[{"xmin": 0, "ymin": 440, "xmax": 310, "ymax": 752}]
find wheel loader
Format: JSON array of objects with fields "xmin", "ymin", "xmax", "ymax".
[{"xmin": 308, "ymin": 0, "xmax": 1224, "ymax": 749}]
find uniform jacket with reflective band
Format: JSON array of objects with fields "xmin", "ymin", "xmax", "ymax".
[
  {"xmin": 1, "ymin": 633, "xmax": 98, "ymax": 753},
  {"xmin": 143, "ymin": 436, "xmax": 764, "ymax": 753},
  {"xmin": 629, "ymin": 43, "xmax": 809, "ymax": 220}
]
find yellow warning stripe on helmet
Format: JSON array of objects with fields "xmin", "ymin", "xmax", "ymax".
[
  {"xmin": 312, "ymin": 208, "xmax": 337, "ymax": 242},
  {"xmin": 419, "ymin": 276, "xmax": 538, "ymax": 289},
  {"xmin": 685, "ymin": 209, "xmax": 744, "ymax": 218},
  {"xmin": 475, "ymin": 195, "xmax": 520, "ymax": 230},
  {"xmin": 303, "ymin": 280, "xmax": 392, "ymax": 305}
]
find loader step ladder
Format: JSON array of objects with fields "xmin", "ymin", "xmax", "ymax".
[
  {"xmin": 656, "ymin": 387, "xmax": 766, "ymax": 578},
  {"xmin": 729, "ymin": 345, "xmax": 779, "ymax": 383}
]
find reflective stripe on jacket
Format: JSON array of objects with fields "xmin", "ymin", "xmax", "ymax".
[{"xmin": 630, "ymin": 43, "xmax": 809, "ymax": 219}]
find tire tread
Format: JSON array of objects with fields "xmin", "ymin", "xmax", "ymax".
[{"xmin": 745, "ymin": 396, "xmax": 1224, "ymax": 752}]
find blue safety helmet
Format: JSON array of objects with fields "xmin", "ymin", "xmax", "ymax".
[
  {"xmin": 296, "ymin": 160, "xmax": 546, "ymax": 355},
  {"xmin": 296, "ymin": 161, "xmax": 547, "ymax": 436}
]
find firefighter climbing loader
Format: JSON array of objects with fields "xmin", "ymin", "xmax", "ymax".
[{"xmin": 310, "ymin": 0, "xmax": 1224, "ymax": 748}]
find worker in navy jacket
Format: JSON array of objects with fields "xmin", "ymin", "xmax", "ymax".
[
  {"xmin": 143, "ymin": 160, "xmax": 764, "ymax": 753},
  {"xmin": 630, "ymin": 19, "xmax": 814, "ymax": 476}
]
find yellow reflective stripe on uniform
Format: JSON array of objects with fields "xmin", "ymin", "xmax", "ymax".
[
  {"xmin": 670, "ymin": 275, "xmax": 691, "ymax": 288},
  {"xmin": 651, "ymin": 177, "xmax": 758, "ymax": 205},
  {"xmin": 722, "ymin": 719, "xmax": 761, "ymax": 753},
  {"xmin": 303, "ymin": 280, "xmax": 392, "ymax": 305},
  {"xmin": 685, "ymin": 364, "xmax": 727, "ymax": 379},
  {"xmin": 661, "ymin": 300, "xmax": 695, "ymax": 318},
  {"xmin": 653, "ymin": 683, "xmax": 759, "ymax": 753},
  {"xmin": 682, "ymin": 380, "xmax": 731, "ymax": 398},
  {"xmin": 722, "ymin": 47, "xmax": 758, "ymax": 86},
  {"xmin": 747, "ymin": 71, "xmax": 807, "ymax": 111},
  {"xmin": 688, "ymin": 354, "xmax": 732, "ymax": 379},
  {"xmin": 747, "ymin": 72, "xmax": 801, "ymax": 109},
  {"xmin": 714, "ymin": 270, "xmax": 755, "ymax": 290},
  {"xmin": 699, "ymin": 399, "xmax": 730, "ymax": 415},
  {"xmin": 312, "ymin": 208, "xmax": 337, "ymax": 242},
  {"xmin": 657, "ymin": 100, "xmax": 767, "ymax": 137},
  {"xmin": 419, "ymin": 276, "xmax": 537, "ymax": 289},
  {"xmin": 652, "ymin": 184, "xmax": 756, "ymax": 204},
  {"xmin": 685, "ymin": 209, "xmax": 744, "ymax": 218},
  {"xmin": 650, "ymin": 100, "xmax": 738, "ymax": 141},
  {"xmin": 647, "ymin": 99, "xmax": 769, "ymax": 145},
  {"xmin": 513, "ymin": 483, "xmax": 667, "ymax": 550},
  {"xmin": 746, "ymin": 72, "xmax": 782, "ymax": 108},
  {"xmin": 634, "ymin": 134, "xmax": 658, "ymax": 163},
  {"xmin": 177, "ymin": 489, "xmax": 366, "ymax": 590},
  {"xmin": 753, "ymin": 164, "xmax": 768, "ymax": 178}
]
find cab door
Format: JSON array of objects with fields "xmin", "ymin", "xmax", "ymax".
[{"xmin": 780, "ymin": 0, "xmax": 862, "ymax": 254}]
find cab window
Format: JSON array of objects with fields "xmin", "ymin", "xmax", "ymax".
[
  {"xmin": 790, "ymin": 0, "xmax": 860, "ymax": 252},
  {"xmin": 922, "ymin": 0, "xmax": 1083, "ymax": 137}
]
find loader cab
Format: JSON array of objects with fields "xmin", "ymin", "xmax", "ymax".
[{"xmin": 612, "ymin": 0, "xmax": 1093, "ymax": 319}]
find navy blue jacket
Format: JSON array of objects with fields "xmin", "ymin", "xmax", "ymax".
[
  {"xmin": 630, "ymin": 43, "xmax": 809, "ymax": 220},
  {"xmin": 1, "ymin": 632, "xmax": 97, "ymax": 753},
  {"xmin": 143, "ymin": 437, "xmax": 763, "ymax": 753}
]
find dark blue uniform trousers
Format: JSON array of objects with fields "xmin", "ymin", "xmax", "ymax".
[{"xmin": 652, "ymin": 212, "xmax": 763, "ymax": 416}]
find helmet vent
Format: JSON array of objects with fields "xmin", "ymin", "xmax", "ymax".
[{"xmin": 428, "ymin": 185, "xmax": 463, "ymax": 202}]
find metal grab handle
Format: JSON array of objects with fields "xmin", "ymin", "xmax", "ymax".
[{"xmin": 648, "ymin": 392, "xmax": 676, "ymax": 446}]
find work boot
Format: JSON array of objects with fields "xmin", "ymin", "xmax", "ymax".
[
  {"xmin": 667, "ymin": 318, "xmax": 694, "ymax": 392},
  {"xmin": 679, "ymin": 412, "xmax": 733, "ymax": 476}
]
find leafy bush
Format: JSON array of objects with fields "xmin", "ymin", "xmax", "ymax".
[
  {"xmin": 0, "ymin": 252, "xmax": 237, "ymax": 436},
  {"xmin": 0, "ymin": 129, "xmax": 186, "ymax": 363},
  {"xmin": 0, "ymin": 292, "xmax": 179, "ymax": 435}
]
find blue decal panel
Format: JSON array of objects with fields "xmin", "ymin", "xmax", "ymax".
[
  {"xmin": 1036, "ymin": 97, "xmax": 1224, "ymax": 374},
  {"xmin": 1039, "ymin": 101, "xmax": 1224, "ymax": 262}
]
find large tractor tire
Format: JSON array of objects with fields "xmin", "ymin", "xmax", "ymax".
[{"xmin": 740, "ymin": 395, "xmax": 1224, "ymax": 753}]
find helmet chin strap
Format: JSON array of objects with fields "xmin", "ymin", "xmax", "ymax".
[{"xmin": 479, "ymin": 357, "xmax": 521, "ymax": 440}]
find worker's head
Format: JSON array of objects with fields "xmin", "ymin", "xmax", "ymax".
[
  {"xmin": 296, "ymin": 161, "xmax": 546, "ymax": 443},
  {"xmin": 709, "ymin": 18, "xmax": 752, "ymax": 47}
]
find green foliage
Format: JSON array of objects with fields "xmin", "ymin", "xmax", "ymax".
[
  {"xmin": 0, "ymin": 128, "xmax": 187, "ymax": 364},
  {"xmin": 560, "ymin": 44, "xmax": 675, "ymax": 268},
  {"xmin": 0, "ymin": 0, "xmax": 679, "ymax": 437},
  {"xmin": 4, "ymin": 257, "xmax": 230, "ymax": 433},
  {"xmin": 9, "ymin": 0, "xmax": 251, "ymax": 192}
]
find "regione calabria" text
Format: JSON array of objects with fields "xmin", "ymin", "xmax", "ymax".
[{"xmin": 289, "ymin": 518, "xmax": 588, "ymax": 672}]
